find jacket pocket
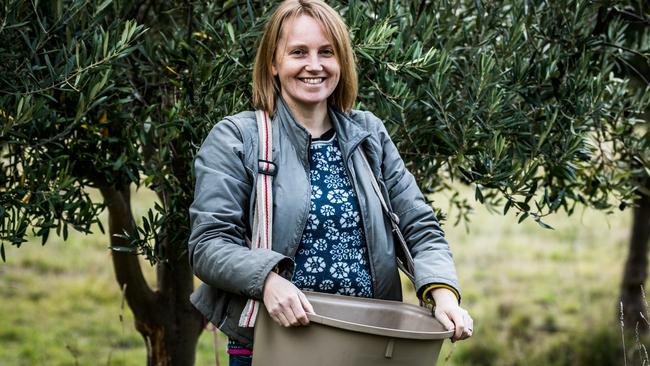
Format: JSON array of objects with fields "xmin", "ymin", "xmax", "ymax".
[{"xmin": 190, "ymin": 282, "xmax": 231, "ymax": 327}]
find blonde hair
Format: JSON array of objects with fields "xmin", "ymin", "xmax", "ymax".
[{"xmin": 252, "ymin": 0, "xmax": 358, "ymax": 114}]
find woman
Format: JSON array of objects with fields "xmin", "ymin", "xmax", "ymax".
[{"xmin": 188, "ymin": 1, "xmax": 473, "ymax": 364}]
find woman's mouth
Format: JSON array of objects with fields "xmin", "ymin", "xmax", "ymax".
[{"xmin": 299, "ymin": 77, "xmax": 325, "ymax": 85}]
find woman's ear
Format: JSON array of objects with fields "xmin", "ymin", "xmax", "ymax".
[{"xmin": 272, "ymin": 63, "xmax": 278, "ymax": 76}]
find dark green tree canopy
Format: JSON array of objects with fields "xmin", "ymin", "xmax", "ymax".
[
  {"xmin": 1, "ymin": 0, "xmax": 649, "ymax": 363},
  {"xmin": 2, "ymin": 0, "xmax": 648, "ymax": 258}
]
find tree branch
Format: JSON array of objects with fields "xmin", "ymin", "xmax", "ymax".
[{"xmin": 100, "ymin": 185, "xmax": 156, "ymax": 320}]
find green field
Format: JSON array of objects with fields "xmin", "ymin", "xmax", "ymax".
[{"xmin": 0, "ymin": 186, "xmax": 642, "ymax": 365}]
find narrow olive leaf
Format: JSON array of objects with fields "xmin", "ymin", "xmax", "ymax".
[
  {"xmin": 44, "ymin": 53, "xmax": 55, "ymax": 75},
  {"xmin": 535, "ymin": 218, "xmax": 554, "ymax": 230},
  {"xmin": 148, "ymin": 209, "xmax": 155, "ymax": 227},
  {"xmin": 95, "ymin": 0, "xmax": 113, "ymax": 16},
  {"xmin": 97, "ymin": 219, "xmax": 105, "ymax": 234},
  {"xmin": 41, "ymin": 227, "xmax": 50, "ymax": 246},
  {"xmin": 475, "ymin": 185, "xmax": 484, "ymax": 203},
  {"xmin": 102, "ymin": 28, "xmax": 109, "ymax": 57},
  {"xmin": 89, "ymin": 81, "xmax": 102, "ymax": 101},
  {"xmin": 1, "ymin": 243, "xmax": 5, "ymax": 262},
  {"xmin": 110, "ymin": 246, "xmax": 137, "ymax": 253},
  {"xmin": 75, "ymin": 41, "xmax": 80, "ymax": 69},
  {"xmin": 226, "ymin": 22, "xmax": 235, "ymax": 44},
  {"xmin": 518, "ymin": 212, "xmax": 529, "ymax": 224},
  {"xmin": 16, "ymin": 97, "xmax": 24, "ymax": 117},
  {"xmin": 503, "ymin": 199, "xmax": 512, "ymax": 215}
]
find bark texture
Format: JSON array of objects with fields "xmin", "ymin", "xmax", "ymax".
[
  {"xmin": 621, "ymin": 182, "xmax": 650, "ymax": 332},
  {"xmin": 101, "ymin": 185, "xmax": 205, "ymax": 365}
]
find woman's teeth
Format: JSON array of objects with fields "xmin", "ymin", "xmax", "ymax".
[{"xmin": 301, "ymin": 78, "xmax": 324, "ymax": 84}]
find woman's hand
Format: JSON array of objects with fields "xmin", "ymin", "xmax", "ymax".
[
  {"xmin": 431, "ymin": 287, "xmax": 473, "ymax": 342},
  {"xmin": 262, "ymin": 271, "xmax": 315, "ymax": 327}
]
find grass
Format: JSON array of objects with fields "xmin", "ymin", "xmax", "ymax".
[{"xmin": 0, "ymin": 185, "xmax": 642, "ymax": 365}]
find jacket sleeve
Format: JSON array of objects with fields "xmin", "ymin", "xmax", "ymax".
[
  {"xmin": 188, "ymin": 118, "xmax": 291, "ymax": 301},
  {"xmin": 365, "ymin": 111, "xmax": 462, "ymax": 302}
]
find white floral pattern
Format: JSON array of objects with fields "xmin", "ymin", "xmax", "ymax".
[
  {"xmin": 306, "ymin": 214, "xmax": 319, "ymax": 230},
  {"xmin": 320, "ymin": 205, "xmax": 335, "ymax": 216},
  {"xmin": 327, "ymin": 189, "xmax": 349, "ymax": 204},
  {"xmin": 305, "ymin": 256, "xmax": 326, "ymax": 273},
  {"xmin": 340, "ymin": 211, "xmax": 359, "ymax": 228},
  {"xmin": 292, "ymin": 133, "xmax": 374, "ymax": 298},
  {"xmin": 312, "ymin": 185, "xmax": 323, "ymax": 199},
  {"xmin": 313, "ymin": 239, "xmax": 328, "ymax": 251}
]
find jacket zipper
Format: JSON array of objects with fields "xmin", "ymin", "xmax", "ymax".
[{"xmin": 289, "ymin": 134, "xmax": 313, "ymax": 260}]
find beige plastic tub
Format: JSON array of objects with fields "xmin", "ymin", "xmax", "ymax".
[{"xmin": 252, "ymin": 291, "xmax": 452, "ymax": 366}]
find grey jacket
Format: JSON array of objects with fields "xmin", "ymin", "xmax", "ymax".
[{"xmin": 188, "ymin": 98, "xmax": 460, "ymax": 347}]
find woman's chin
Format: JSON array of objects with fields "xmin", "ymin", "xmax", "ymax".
[{"xmin": 286, "ymin": 95, "xmax": 331, "ymax": 109}]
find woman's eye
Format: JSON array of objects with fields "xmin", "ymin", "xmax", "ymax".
[
  {"xmin": 291, "ymin": 49, "xmax": 306, "ymax": 56},
  {"xmin": 321, "ymin": 49, "xmax": 334, "ymax": 56}
]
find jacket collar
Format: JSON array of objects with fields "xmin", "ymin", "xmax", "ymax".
[{"xmin": 273, "ymin": 97, "xmax": 370, "ymax": 161}]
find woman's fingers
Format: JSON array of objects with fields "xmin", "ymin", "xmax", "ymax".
[
  {"xmin": 463, "ymin": 312, "xmax": 474, "ymax": 339},
  {"xmin": 451, "ymin": 309, "xmax": 474, "ymax": 341},
  {"xmin": 290, "ymin": 296, "xmax": 310, "ymax": 326},
  {"xmin": 434, "ymin": 309, "xmax": 456, "ymax": 334},
  {"xmin": 448, "ymin": 310, "xmax": 465, "ymax": 341},
  {"xmin": 275, "ymin": 312, "xmax": 291, "ymax": 327},
  {"xmin": 298, "ymin": 291, "xmax": 315, "ymax": 314},
  {"xmin": 263, "ymin": 272, "xmax": 314, "ymax": 327},
  {"xmin": 435, "ymin": 307, "xmax": 474, "ymax": 342}
]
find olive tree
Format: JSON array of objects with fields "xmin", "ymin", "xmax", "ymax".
[{"xmin": 1, "ymin": 0, "xmax": 648, "ymax": 364}]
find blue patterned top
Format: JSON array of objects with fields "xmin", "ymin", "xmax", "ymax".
[{"xmin": 291, "ymin": 129, "xmax": 374, "ymax": 298}]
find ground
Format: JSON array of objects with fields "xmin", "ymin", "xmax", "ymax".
[{"xmin": 0, "ymin": 186, "xmax": 641, "ymax": 365}]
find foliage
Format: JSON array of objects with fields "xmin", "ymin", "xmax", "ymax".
[
  {"xmin": 0, "ymin": 0, "xmax": 650, "ymax": 261},
  {"xmin": 0, "ymin": 0, "xmax": 145, "ymax": 257},
  {"xmin": 350, "ymin": 0, "xmax": 650, "ymax": 227},
  {"xmin": 2, "ymin": 1, "xmax": 649, "ymax": 265}
]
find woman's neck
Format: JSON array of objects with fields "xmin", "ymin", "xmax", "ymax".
[{"xmin": 284, "ymin": 99, "xmax": 332, "ymax": 137}]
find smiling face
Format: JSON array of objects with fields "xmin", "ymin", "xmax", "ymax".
[{"xmin": 272, "ymin": 15, "xmax": 341, "ymax": 114}]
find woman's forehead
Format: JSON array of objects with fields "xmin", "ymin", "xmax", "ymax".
[{"xmin": 279, "ymin": 14, "xmax": 334, "ymax": 47}]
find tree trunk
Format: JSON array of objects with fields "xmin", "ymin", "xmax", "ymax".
[
  {"xmin": 620, "ymin": 182, "xmax": 650, "ymax": 332},
  {"xmin": 101, "ymin": 185, "xmax": 205, "ymax": 365}
]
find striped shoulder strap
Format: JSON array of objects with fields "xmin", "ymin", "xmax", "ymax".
[{"xmin": 239, "ymin": 110, "xmax": 275, "ymax": 327}]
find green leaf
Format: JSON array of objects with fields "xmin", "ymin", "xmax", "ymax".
[
  {"xmin": 44, "ymin": 53, "xmax": 55, "ymax": 75},
  {"xmin": 518, "ymin": 212, "xmax": 529, "ymax": 224},
  {"xmin": 41, "ymin": 227, "xmax": 50, "ymax": 246},
  {"xmin": 110, "ymin": 245, "xmax": 137, "ymax": 253},
  {"xmin": 16, "ymin": 97, "xmax": 24, "ymax": 116},
  {"xmin": 102, "ymin": 28, "xmax": 110, "ymax": 57},
  {"xmin": 226, "ymin": 23, "xmax": 235, "ymax": 44},
  {"xmin": 97, "ymin": 219, "xmax": 105, "ymax": 234},
  {"xmin": 475, "ymin": 185, "xmax": 484, "ymax": 203},
  {"xmin": 112, "ymin": 156, "xmax": 124, "ymax": 170},
  {"xmin": 535, "ymin": 218, "xmax": 554, "ymax": 230},
  {"xmin": 75, "ymin": 41, "xmax": 80, "ymax": 69},
  {"xmin": 95, "ymin": 0, "xmax": 113, "ymax": 16}
]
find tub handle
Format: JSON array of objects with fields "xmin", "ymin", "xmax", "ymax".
[{"xmin": 384, "ymin": 339, "xmax": 395, "ymax": 358}]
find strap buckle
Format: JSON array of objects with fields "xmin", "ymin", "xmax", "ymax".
[
  {"xmin": 390, "ymin": 212, "xmax": 400, "ymax": 225},
  {"xmin": 258, "ymin": 159, "xmax": 278, "ymax": 176}
]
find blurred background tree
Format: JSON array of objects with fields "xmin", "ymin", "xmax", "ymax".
[{"xmin": 1, "ymin": 0, "xmax": 648, "ymax": 364}]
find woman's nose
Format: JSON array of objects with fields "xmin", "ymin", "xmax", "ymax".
[{"xmin": 305, "ymin": 53, "xmax": 323, "ymax": 72}]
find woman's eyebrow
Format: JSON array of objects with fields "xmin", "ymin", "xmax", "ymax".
[{"xmin": 285, "ymin": 42, "xmax": 333, "ymax": 48}]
